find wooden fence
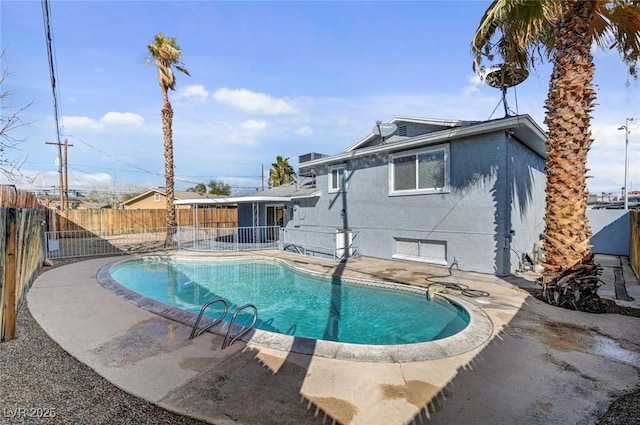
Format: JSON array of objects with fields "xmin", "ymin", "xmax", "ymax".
[
  {"xmin": 1, "ymin": 186, "xmax": 45, "ymax": 341},
  {"xmin": 0, "ymin": 185, "xmax": 42, "ymax": 208},
  {"xmin": 631, "ymin": 210, "xmax": 640, "ymax": 279},
  {"xmin": 1, "ymin": 207, "xmax": 46, "ymax": 341},
  {"xmin": 48, "ymin": 207, "xmax": 238, "ymax": 234}
]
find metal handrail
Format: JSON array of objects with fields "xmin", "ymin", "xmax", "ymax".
[
  {"xmin": 222, "ymin": 304, "xmax": 258, "ymax": 349},
  {"xmin": 189, "ymin": 298, "xmax": 229, "ymax": 340}
]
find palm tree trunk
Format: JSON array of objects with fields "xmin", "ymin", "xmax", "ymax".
[
  {"xmin": 162, "ymin": 87, "xmax": 176, "ymax": 246},
  {"xmin": 539, "ymin": 1, "xmax": 603, "ymax": 312}
]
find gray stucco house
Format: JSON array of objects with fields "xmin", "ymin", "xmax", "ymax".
[
  {"xmin": 177, "ymin": 114, "xmax": 547, "ymax": 276},
  {"xmin": 291, "ymin": 115, "xmax": 547, "ymax": 276}
]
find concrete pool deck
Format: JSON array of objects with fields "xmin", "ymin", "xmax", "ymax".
[{"xmin": 27, "ymin": 252, "xmax": 640, "ymax": 425}]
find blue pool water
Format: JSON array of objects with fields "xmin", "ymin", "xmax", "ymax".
[{"xmin": 109, "ymin": 258, "xmax": 470, "ymax": 345}]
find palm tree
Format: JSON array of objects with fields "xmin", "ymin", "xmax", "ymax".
[
  {"xmin": 268, "ymin": 156, "xmax": 296, "ymax": 188},
  {"xmin": 472, "ymin": 0, "xmax": 640, "ymax": 312},
  {"xmin": 147, "ymin": 33, "xmax": 190, "ymax": 244}
]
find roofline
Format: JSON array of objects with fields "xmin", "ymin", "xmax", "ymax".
[
  {"xmin": 174, "ymin": 191, "xmax": 321, "ymax": 206},
  {"xmin": 121, "ymin": 188, "xmax": 163, "ymax": 205},
  {"xmin": 342, "ymin": 116, "xmax": 478, "ymax": 153},
  {"xmin": 303, "ymin": 115, "xmax": 547, "ymax": 168}
]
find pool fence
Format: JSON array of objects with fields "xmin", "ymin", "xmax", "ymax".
[{"xmin": 44, "ymin": 225, "xmax": 360, "ymax": 262}]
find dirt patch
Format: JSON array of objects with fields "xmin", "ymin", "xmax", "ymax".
[
  {"xmin": 90, "ymin": 317, "xmax": 191, "ymax": 367},
  {"xmin": 597, "ymin": 387, "xmax": 640, "ymax": 425},
  {"xmin": 304, "ymin": 396, "xmax": 358, "ymax": 425},
  {"xmin": 381, "ymin": 380, "xmax": 441, "ymax": 408},
  {"xmin": 524, "ymin": 287, "xmax": 640, "ymax": 318}
]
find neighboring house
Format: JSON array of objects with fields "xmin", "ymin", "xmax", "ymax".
[
  {"xmin": 121, "ymin": 188, "xmax": 229, "ymax": 210},
  {"xmin": 177, "ymin": 115, "xmax": 547, "ymax": 276},
  {"xmin": 175, "ymin": 182, "xmax": 320, "ymax": 230}
]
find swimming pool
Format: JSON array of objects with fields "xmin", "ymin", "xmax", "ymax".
[{"xmin": 99, "ymin": 255, "xmax": 494, "ymax": 361}]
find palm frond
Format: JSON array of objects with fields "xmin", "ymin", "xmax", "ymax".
[
  {"xmin": 593, "ymin": 0, "xmax": 640, "ymax": 76},
  {"xmin": 176, "ymin": 65, "xmax": 190, "ymax": 77},
  {"xmin": 147, "ymin": 32, "xmax": 190, "ymax": 90},
  {"xmin": 471, "ymin": 0, "xmax": 559, "ymax": 73}
]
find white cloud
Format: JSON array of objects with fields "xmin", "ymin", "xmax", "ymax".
[
  {"xmin": 67, "ymin": 97, "xmax": 77, "ymax": 103},
  {"xmin": 587, "ymin": 121, "xmax": 640, "ymax": 194},
  {"xmin": 213, "ymin": 88, "xmax": 300, "ymax": 115},
  {"xmin": 63, "ymin": 116, "xmax": 104, "ymax": 132},
  {"xmin": 222, "ymin": 133, "xmax": 259, "ymax": 147},
  {"xmin": 462, "ymin": 74, "xmax": 483, "ymax": 95},
  {"xmin": 0, "ymin": 168, "xmax": 115, "ymax": 191},
  {"xmin": 175, "ymin": 85, "xmax": 210, "ymax": 102},
  {"xmin": 241, "ymin": 119, "xmax": 268, "ymax": 131},
  {"xmin": 63, "ymin": 112, "xmax": 144, "ymax": 132},
  {"xmin": 101, "ymin": 112, "xmax": 144, "ymax": 127},
  {"xmin": 295, "ymin": 126, "xmax": 313, "ymax": 136}
]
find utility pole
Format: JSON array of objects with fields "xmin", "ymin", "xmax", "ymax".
[
  {"xmin": 618, "ymin": 118, "xmax": 635, "ymax": 210},
  {"xmin": 261, "ymin": 164, "xmax": 265, "ymax": 191},
  {"xmin": 63, "ymin": 139, "xmax": 73, "ymax": 209},
  {"xmin": 46, "ymin": 139, "xmax": 72, "ymax": 209},
  {"xmin": 46, "ymin": 140, "xmax": 64, "ymax": 209}
]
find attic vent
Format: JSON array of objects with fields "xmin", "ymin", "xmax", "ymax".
[{"xmin": 398, "ymin": 125, "xmax": 407, "ymax": 137}]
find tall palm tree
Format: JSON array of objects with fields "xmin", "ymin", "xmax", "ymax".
[
  {"xmin": 147, "ymin": 33, "xmax": 190, "ymax": 244},
  {"xmin": 472, "ymin": 0, "xmax": 640, "ymax": 312},
  {"xmin": 268, "ymin": 156, "xmax": 296, "ymax": 188}
]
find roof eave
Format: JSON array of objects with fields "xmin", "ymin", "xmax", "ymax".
[
  {"xmin": 341, "ymin": 116, "xmax": 474, "ymax": 153},
  {"xmin": 302, "ymin": 115, "xmax": 547, "ymax": 168}
]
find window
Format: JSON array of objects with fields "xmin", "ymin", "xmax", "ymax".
[
  {"xmin": 154, "ymin": 193, "xmax": 161, "ymax": 201},
  {"xmin": 328, "ymin": 165, "xmax": 346, "ymax": 193},
  {"xmin": 389, "ymin": 145, "xmax": 448, "ymax": 195}
]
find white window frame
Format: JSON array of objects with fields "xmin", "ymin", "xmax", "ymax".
[
  {"xmin": 328, "ymin": 164, "xmax": 346, "ymax": 193},
  {"xmin": 154, "ymin": 193, "xmax": 161, "ymax": 201},
  {"xmin": 389, "ymin": 144, "xmax": 449, "ymax": 196}
]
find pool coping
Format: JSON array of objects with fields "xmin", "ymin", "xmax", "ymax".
[{"xmin": 97, "ymin": 254, "xmax": 494, "ymax": 363}]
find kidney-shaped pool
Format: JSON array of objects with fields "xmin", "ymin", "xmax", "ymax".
[{"xmin": 99, "ymin": 256, "xmax": 494, "ymax": 362}]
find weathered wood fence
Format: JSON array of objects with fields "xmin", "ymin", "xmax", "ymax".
[
  {"xmin": 1, "ymin": 186, "xmax": 45, "ymax": 341},
  {"xmin": 631, "ymin": 210, "xmax": 640, "ymax": 279},
  {"xmin": 48, "ymin": 207, "xmax": 238, "ymax": 234},
  {"xmin": 0, "ymin": 185, "xmax": 41, "ymax": 208}
]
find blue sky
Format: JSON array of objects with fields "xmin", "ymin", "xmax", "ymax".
[{"xmin": 1, "ymin": 0, "xmax": 639, "ymax": 196}]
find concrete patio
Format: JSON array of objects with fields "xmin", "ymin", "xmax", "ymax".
[{"xmin": 27, "ymin": 251, "xmax": 640, "ymax": 425}]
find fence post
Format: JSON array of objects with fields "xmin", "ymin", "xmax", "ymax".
[{"xmin": 2, "ymin": 208, "xmax": 18, "ymax": 341}]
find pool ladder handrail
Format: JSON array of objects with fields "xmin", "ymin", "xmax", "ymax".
[
  {"xmin": 189, "ymin": 298, "xmax": 229, "ymax": 340},
  {"xmin": 222, "ymin": 303, "xmax": 258, "ymax": 350}
]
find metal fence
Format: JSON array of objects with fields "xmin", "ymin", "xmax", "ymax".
[
  {"xmin": 176, "ymin": 225, "xmax": 281, "ymax": 252},
  {"xmin": 44, "ymin": 225, "xmax": 360, "ymax": 262},
  {"xmin": 281, "ymin": 227, "xmax": 360, "ymax": 261},
  {"xmin": 45, "ymin": 227, "xmax": 175, "ymax": 260}
]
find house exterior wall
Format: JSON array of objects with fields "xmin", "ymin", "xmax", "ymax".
[
  {"xmin": 125, "ymin": 193, "xmax": 191, "ymax": 209},
  {"xmin": 238, "ymin": 202, "xmax": 293, "ymax": 227},
  {"xmin": 124, "ymin": 193, "xmax": 165, "ymax": 209},
  {"xmin": 508, "ymin": 137, "xmax": 547, "ymax": 274},
  {"xmin": 288, "ymin": 131, "xmax": 546, "ymax": 275},
  {"xmin": 238, "ymin": 204, "xmax": 255, "ymax": 226},
  {"xmin": 587, "ymin": 210, "xmax": 630, "ymax": 256}
]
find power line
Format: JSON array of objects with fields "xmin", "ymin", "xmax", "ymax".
[
  {"xmin": 42, "ymin": 0, "xmax": 72, "ymax": 209},
  {"xmin": 78, "ymin": 139, "xmax": 165, "ymax": 177},
  {"xmin": 77, "ymin": 140, "xmax": 262, "ymax": 183},
  {"xmin": 41, "ymin": 0, "xmax": 62, "ymax": 144}
]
